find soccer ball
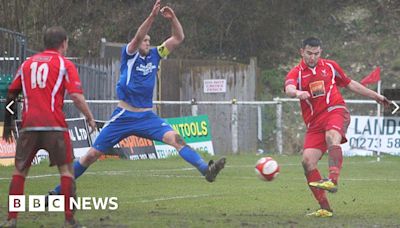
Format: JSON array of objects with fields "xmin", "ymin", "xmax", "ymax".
[{"xmin": 255, "ymin": 157, "xmax": 280, "ymax": 181}]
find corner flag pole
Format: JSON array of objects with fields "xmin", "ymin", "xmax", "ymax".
[{"xmin": 377, "ymin": 80, "xmax": 381, "ymax": 162}]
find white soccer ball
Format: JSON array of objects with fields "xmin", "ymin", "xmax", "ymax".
[{"xmin": 254, "ymin": 157, "xmax": 280, "ymax": 181}]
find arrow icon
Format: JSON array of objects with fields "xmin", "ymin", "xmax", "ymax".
[
  {"xmin": 6, "ymin": 100, "xmax": 14, "ymax": 115},
  {"xmin": 391, "ymin": 101, "xmax": 399, "ymax": 115}
]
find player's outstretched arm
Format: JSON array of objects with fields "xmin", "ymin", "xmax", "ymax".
[
  {"xmin": 127, "ymin": 0, "xmax": 161, "ymax": 54},
  {"xmin": 160, "ymin": 6, "xmax": 184, "ymax": 53},
  {"xmin": 69, "ymin": 93, "xmax": 96, "ymax": 132},
  {"xmin": 346, "ymin": 80, "xmax": 391, "ymax": 107}
]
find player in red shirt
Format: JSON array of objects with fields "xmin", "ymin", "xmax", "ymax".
[
  {"xmin": 1, "ymin": 26, "xmax": 95, "ymax": 228},
  {"xmin": 285, "ymin": 37, "xmax": 390, "ymax": 217}
]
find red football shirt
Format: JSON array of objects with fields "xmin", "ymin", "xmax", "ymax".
[
  {"xmin": 285, "ymin": 58, "xmax": 351, "ymax": 126},
  {"xmin": 9, "ymin": 49, "xmax": 83, "ymax": 130}
]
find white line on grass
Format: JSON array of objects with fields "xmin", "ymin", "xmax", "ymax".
[
  {"xmin": 136, "ymin": 194, "xmax": 218, "ymax": 203},
  {"xmin": 0, "ymin": 170, "xmax": 131, "ymax": 180},
  {"xmin": 0, "ymin": 161, "xmax": 399, "ymax": 181},
  {"xmin": 226, "ymin": 160, "xmax": 396, "ymax": 168},
  {"xmin": 146, "ymin": 167, "xmax": 196, "ymax": 172},
  {"xmin": 2, "ymin": 171, "xmax": 399, "ymax": 183},
  {"xmin": 136, "ymin": 174, "xmax": 400, "ymax": 182}
]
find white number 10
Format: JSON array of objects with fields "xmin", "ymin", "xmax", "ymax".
[{"xmin": 30, "ymin": 62, "xmax": 49, "ymax": 89}]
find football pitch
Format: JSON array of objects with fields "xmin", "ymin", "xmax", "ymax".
[{"xmin": 1, "ymin": 154, "xmax": 399, "ymax": 227}]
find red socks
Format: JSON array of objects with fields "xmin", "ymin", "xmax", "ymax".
[
  {"xmin": 328, "ymin": 145, "xmax": 343, "ymax": 185},
  {"xmin": 8, "ymin": 175, "xmax": 25, "ymax": 220},
  {"xmin": 306, "ymin": 169, "xmax": 330, "ymax": 210},
  {"xmin": 304, "ymin": 145, "xmax": 342, "ymax": 211},
  {"xmin": 8, "ymin": 174, "xmax": 76, "ymax": 221},
  {"xmin": 61, "ymin": 175, "xmax": 76, "ymax": 221}
]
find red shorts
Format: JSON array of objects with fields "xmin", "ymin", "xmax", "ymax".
[
  {"xmin": 15, "ymin": 131, "xmax": 74, "ymax": 171},
  {"xmin": 303, "ymin": 108, "xmax": 350, "ymax": 152}
]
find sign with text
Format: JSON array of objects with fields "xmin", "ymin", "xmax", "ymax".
[
  {"xmin": 154, "ymin": 115, "xmax": 214, "ymax": 158},
  {"xmin": 8, "ymin": 115, "xmax": 214, "ymax": 164},
  {"xmin": 341, "ymin": 116, "xmax": 400, "ymax": 156},
  {"xmin": 67, "ymin": 118, "xmax": 91, "ymax": 158},
  {"xmin": 93, "ymin": 121, "xmax": 157, "ymax": 160},
  {"xmin": 203, "ymin": 79, "xmax": 227, "ymax": 93}
]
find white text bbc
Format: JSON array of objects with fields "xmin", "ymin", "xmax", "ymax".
[{"xmin": 9, "ymin": 195, "xmax": 118, "ymax": 212}]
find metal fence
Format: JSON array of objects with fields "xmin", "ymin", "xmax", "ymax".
[
  {"xmin": 63, "ymin": 58, "xmax": 120, "ymax": 119},
  {"xmin": 0, "ymin": 28, "xmax": 26, "ymax": 76},
  {"xmin": 0, "ymin": 28, "xmax": 27, "ymax": 121}
]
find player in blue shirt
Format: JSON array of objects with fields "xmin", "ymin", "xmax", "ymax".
[{"xmin": 49, "ymin": 0, "xmax": 226, "ymax": 197}]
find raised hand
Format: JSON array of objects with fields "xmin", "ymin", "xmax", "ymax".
[
  {"xmin": 160, "ymin": 6, "xmax": 176, "ymax": 19},
  {"xmin": 150, "ymin": 0, "xmax": 161, "ymax": 17}
]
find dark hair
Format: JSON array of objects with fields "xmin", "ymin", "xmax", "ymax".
[
  {"xmin": 44, "ymin": 26, "xmax": 67, "ymax": 49},
  {"xmin": 302, "ymin": 37, "xmax": 322, "ymax": 48}
]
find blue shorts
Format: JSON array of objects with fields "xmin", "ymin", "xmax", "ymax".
[{"xmin": 92, "ymin": 107, "xmax": 173, "ymax": 153}]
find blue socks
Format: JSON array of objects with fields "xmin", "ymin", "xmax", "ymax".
[
  {"xmin": 179, "ymin": 146, "xmax": 208, "ymax": 175},
  {"xmin": 54, "ymin": 160, "xmax": 88, "ymax": 194}
]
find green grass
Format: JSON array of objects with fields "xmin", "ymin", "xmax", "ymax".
[{"xmin": 1, "ymin": 155, "xmax": 400, "ymax": 227}]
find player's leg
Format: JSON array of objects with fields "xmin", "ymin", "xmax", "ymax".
[
  {"xmin": 162, "ymin": 131, "xmax": 209, "ymax": 174},
  {"xmin": 3, "ymin": 168, "xmax": 30, "ymax": 227},
  {"xmin": 136, "ymin": 111, "xmax": 225, "ymax": 182},
  {"xmin": 301, "ymin": 129, "xmax": 333, "ymax": 216},
  {"xmin": 162, "ymin": 131, "xmax": 226, "ymax": 182},
  {"xmin": 2, "ymin": 132, "xmax": 38, "ymax": 226},
  {"xmin": 1, "ymin": 168, "xmax": 30, "ymax": 227},
  {"xmin": 325, "ymin": 130, "xmax": 343, "ymax": 186},
  {"xmin": 57, "ymin": 163, "xmax": 79, "ymax": 226},
  {"xmin": 325, "ymin": 108, "xmax": 350, "ymax": 187},
  {"xmin": 40, "ymin": 131, "xmax": 79, "ymax": 225},
  {"xmin": 302, "ymin": 148, "xmax": 332, "ymax": 213}
]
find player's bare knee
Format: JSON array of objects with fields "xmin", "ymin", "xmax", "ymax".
[
  {"xmin": 162, "ymin": 131, "xmax": 177, "ymax": 144},
  {"xmin": 88, "ymin": 149, "xmax": 102, "ymax": 161},
  {"xmin": 82, "ymin": 148, "xmax": 102, "ymax": 166},
  {"xmin": 326, "ymin": 130, "xmax": 341, "ymax": 147},
  {"xmin": 164, "ymin": 132, "xmax": 187, "ymax": 150},
  {"xmin": 302, "ymin": 156, "xmax": 317, "ymax": 172},
  {"xmin": 171, "ymin": 134, "xmax": 186, "ymax": 151},
  {"xmin": 174, "ymin": 134, "xmax": 186, "ymax": 146},
  {"xmin": 302, "ymin": 158, "xmax": 311, "ymax": 172}
]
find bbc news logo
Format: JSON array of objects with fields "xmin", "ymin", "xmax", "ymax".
[{"xmin": 9, "ymin": 195, "xmax": 118, "ymax": 212}]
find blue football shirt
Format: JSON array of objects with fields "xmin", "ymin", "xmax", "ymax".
[{"xmin": 116, "ymin": 45, "xmax": 168, "ymax": 108}]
